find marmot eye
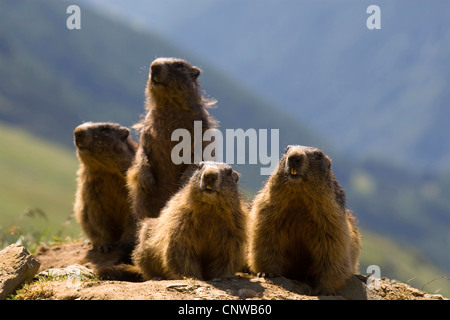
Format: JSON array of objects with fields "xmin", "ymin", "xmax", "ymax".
[
  {"xmin": 226, "ymin": 168, "xmax": 233, "ymax": 176},
  {"xmin": 100, "ymin": 126, "xmax": 110, "ymax": 133},
  {"xmin": 173, "ymin": 62, "xmax": 184, "ymax": 69},
  {"xmin": 313, "ymin": 152, "xmax": 323, "ymax": 160}
]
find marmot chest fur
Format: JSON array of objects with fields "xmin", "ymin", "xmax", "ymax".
[
  {"xmin": 248, "ymin": 145, "xmax": 361, "ymax": 295},
  {"xmin": 132, "ymin": 161, "xmax": 247, "ymax": 280}
]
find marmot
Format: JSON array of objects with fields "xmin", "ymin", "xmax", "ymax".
[
  {"xmin": 248, "ymin": 145, "xmax": 361, "ymax": 295},
  {"xmin": 132, "ymin": 161, "xmax": 247, "ymax": 280},
  {"xmin": 127, "ymin": 57, "xmax": 218, "ymax": 220},
  {"xmin": 73, "ymin": 122, "xmax": 138, "ymax": 255}
]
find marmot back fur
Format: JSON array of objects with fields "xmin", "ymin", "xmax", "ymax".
[
  {"xmin": 73, "ymin": 122, "xmax": 137, "ymax": 253},
  {"xmin": 127, "ymin": 57, "xmax": 218, "ymax": 220}
]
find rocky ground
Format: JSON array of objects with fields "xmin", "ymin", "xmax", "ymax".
[{"xmin": 2, "ymin": 240, "xmax": 447, "ymax": 301}]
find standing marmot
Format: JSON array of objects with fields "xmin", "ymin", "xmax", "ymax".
[
  {"xmin": 73, "ymin": 122, "xmax": 138, "ymax": 254},
  {"xmin": 132, "ymin": 161, "xmax": 247, "ymax": 280},
  {"xmin": 127, "ymin": 57, "xmax": 218, "ymax": 220},
  {"xmin": 248, "ymin": 145, "xmax": 361, "ymax": 295}
]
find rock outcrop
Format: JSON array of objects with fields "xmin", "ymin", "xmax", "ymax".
[{"xmin": 0, "ymin": 244, "xmax": 40, "ymax": 300}]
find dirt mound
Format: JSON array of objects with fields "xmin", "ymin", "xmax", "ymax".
[{"xmin": 11, "ymin": 241, "xmax": 447, "ymax": 301}]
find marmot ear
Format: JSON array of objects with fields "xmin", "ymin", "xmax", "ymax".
[
  {"xmin": 326, "ymin": 156, "xmax": 332, "ymax": 170},
  {"xmin": 191, "ymin": 67, "xmax": 201, "ymax": 80},
  {"xmin": 284, "ymin": 145, "xmax": 293, "ymax": 154},
  {"xmin": 119, "ymin": 128, "xmax": 130, "ymax": 140},
  {"xmin": 320, "ymin": 155, "xmax": 332, "ymax": 172},
  {"xmin": 232, "ymin": 170, "xmax": 240, "ymax": 183}
]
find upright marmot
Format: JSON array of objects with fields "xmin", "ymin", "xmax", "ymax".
[
  {"xmin": 248, "ymin": 145, "xmax": 361, "ymax": 295},
  {"xmin": 127, "ymin": 57, "xmax": 218, "ymax": 220},
  {"xmin": 132, "ymin": 161, "xmax": 247, "ymax": 280},
  {"xmin": 73, "ymin": 122, "xmax": 138, "ymax": 254}
]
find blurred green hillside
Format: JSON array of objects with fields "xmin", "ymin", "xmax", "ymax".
[
  {"xmin": 0, "ymin": 0, "xmax": 449, "ymax": 296},
  {"xmin": 0, "ymin": 122, "xmax": 80, "ymax": 251}
]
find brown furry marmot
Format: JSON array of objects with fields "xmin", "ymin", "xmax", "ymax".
[
  {"xmin": 73, "ymin": 122, "xmax": 138, "ymax": 254},
  {"xmin": 127, "ymin": 57, "xmax": 218, "ymax": 220},
  {"xmin": 248, "ymin": 145, "xmax": 361, "ymax": 295},
  {"xmin": 132, "ymin": 161, "xmax": 247, "ymax": 280}
]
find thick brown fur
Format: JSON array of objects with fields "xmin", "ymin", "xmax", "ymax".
[
  {"xmin": 95, "ymin": 263, "xmax": 144, "ymax": 282},
  {"xmin": 132, "ymin": 161, "xmax": 247, "ymax": 280},
  {"xmin": 248, "ymin": 145, "xmax": 361, "ymax": 295},
  {"xmin": 127, "ymin": 57, "xmax": 218, "ymax": 220},
  {"xmin": 73, "ymin": 122, "xmax": 138, "ymax": 257}
]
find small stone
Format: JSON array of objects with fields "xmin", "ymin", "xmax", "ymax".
[
  {"xmin": 409, "ymin": 288, "xmax": 425, "ymax": 297},
  {"xmin": 336, "ymin": 275, "xmax": 384, "ymax": 300},
  {"xmin": 238, "ymin": 288, "xmax": 258, "ymax": 299},
  {"xmin": 0, "ymin": 244, "xmax": 41, "ymax": 300},
  {"xmin": 166, "ymin": 283, "xmax": 189, "ymax": 292},
  {"xmin": 226, "ymin": 289, "xmax": 236, "ymax": 295},
  {"xmin": 195, "ymin": 286, "xmax": 209, "ymax": 294},
  {"xmin": 38, "ymin": 264, "xmax": 95, "ymax": 281},
  {"xmin": 424, "ymin": 293, "xmax": 445, "ymax": 300}
]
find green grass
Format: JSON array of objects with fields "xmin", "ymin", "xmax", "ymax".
[
  {"xmin": 0, "ymin": 121, "xmax": 81, "ymax": 251},
  {"xmin": 360, "ymin": 229, "xmax": 450, "ymax": 297}
]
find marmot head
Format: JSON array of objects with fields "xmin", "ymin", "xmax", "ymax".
[
  {"xmin": 188, "ymin": 161, "xmax": 240, "ymax": 204},
  {"xmin": 275, "ymin": 145, "xmax": 346, "ymax": 207},
  {"xmin": 74, "ymin": 122, "xmax": 136, "ymax": 174},
  {"xmin": 278, "ymin": 145, "xmax": 331, "ymax": 184},
  {"xmin": 147, "ymin": 57, "xmax": 202, "ymax": 107}
]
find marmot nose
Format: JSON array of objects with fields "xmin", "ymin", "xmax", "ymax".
[
  {"xmin": 203, "ymin": 172, "xmax": 218, "ymax": 185},
  {"xmin": 74, "ymin": 130, "xmax": 85, "ymax": 142},
  {"xmin": 201, "ymin": 168, "xmax": 219, "ymax": 190},
  {"xmin": 74, "ymin": 130, "xmax": 87, "ymax": 148},
  {"xmin": 288, "ymin": 154, "xmax": 304, "ymax": 171},
  {"xmin": 151, "ymin": 64, "xmax": 162, "ymax": 77}
]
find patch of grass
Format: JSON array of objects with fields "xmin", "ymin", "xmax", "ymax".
[
  {"xmin": 0, "ymin": 122, "xmax": 82, "ymax": 251},
  {"xmin": 8, "ymin": 269, "xmax": 99, "ymax": 300},
  {"xmin": 0, "ymin": 207, "xmax": 79, "ymax": 254},
  {"xmin": 8, "ymin": 277, "xmax": 54, "ymax": 300},
  {"xmin": 360, "ymin": 229, "xmax": 450, "ymax": 298}
]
